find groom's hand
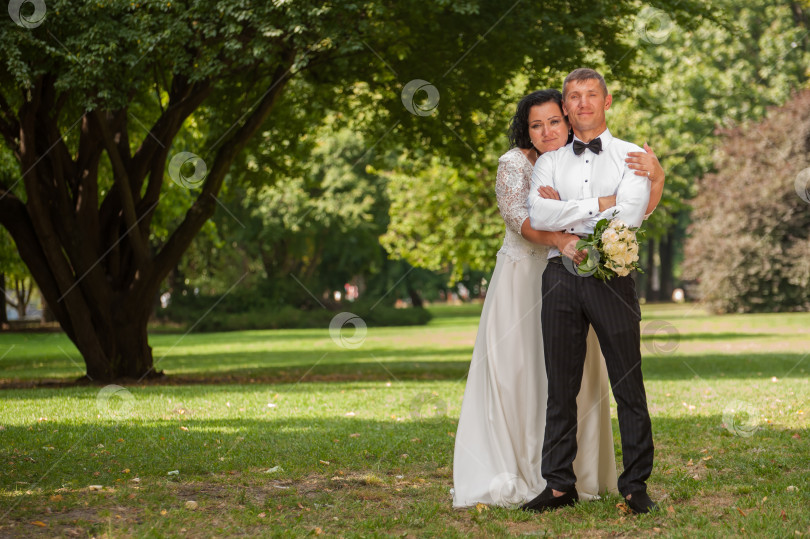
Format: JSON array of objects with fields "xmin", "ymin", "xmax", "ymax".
[
  {"xmin": 537, "ymin": 186, "xmax": 561, "ymax": 200},
  {"xmin": 559, "ymin": 235, "xmax": 587, "ymax": 265}
]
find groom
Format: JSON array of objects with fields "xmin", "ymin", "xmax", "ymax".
[{"xmin": 523, "ymin": 68, "xmax": 657, "ymax": 514}]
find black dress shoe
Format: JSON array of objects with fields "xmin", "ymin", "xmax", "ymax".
[
  {"xmin": 521, "ymin": 486, "xmax": 578, "ymax": 513},
  {"xmin": 624, "ymin": 490, "xmax": 658, "ymax": 514}
]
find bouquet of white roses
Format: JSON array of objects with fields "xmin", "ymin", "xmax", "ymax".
[{"xmin": 575, "ymin": 216, "xmax": 644, "ymax": 281}]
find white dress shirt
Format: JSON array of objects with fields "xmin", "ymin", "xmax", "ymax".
[{"xmin": 527, "ymin": 128, "xmax": 650, "ymax": 258}]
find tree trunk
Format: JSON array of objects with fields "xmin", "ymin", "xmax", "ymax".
[
  {"xmin": 660, "ymin": 233, "xmax": 674, "ymax": 301},
  {"xmin": 407, "ymin": 285, "xmax": 424, "ymax": 308},
  {"xmin": 0, "ymin": 59, "xmax": 294, "ymax": 382},
  {"xmin": 85, "ymin": 310, "xmax": 156, "ymax": 380},
  {"xmin": 644, "ymin": 240, "xmax": 656, "ymax": 301},
  {"xmin": 0, "ymin": 272, "xmax": 7, "ymax": 326},
  {"xmin": 12, "ymin": 277, "xmax": 31, "ymax": 319}
]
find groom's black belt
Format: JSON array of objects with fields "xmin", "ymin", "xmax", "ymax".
[{"xmin": 548, "ymin": 256, "xmax": 564, "ymax": 265}]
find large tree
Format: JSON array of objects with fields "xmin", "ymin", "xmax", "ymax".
[
  {"xmin": 682, "ymin": 89, "xmax": 810, "ymax": 313},
  {"xmin": 0, "ymin": 0, "xmax": 704, "ymax": 380}
]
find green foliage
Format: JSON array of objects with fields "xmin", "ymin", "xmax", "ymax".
[
  {"xmin": 161, "ymin": 291, "xmax": 432, "ymax": 332},
  {"xmin": 383, "ymin": 1, "xmax": 808, "ymax": 285},
  {"xmin": 682, "ymin": 89, "xmax": 810, "ymax": 313},
  {"xmin": 380, "ymin": 155, "xmax": 502, "ymax": 283}
]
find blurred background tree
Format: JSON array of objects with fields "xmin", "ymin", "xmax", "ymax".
[{"xmin": 682, "ymin": 89, "xmax": 810, "ymax": 313}]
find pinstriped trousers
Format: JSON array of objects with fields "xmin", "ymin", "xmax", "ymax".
[{"xmin": 540, "ymin": 261, "xmax": 654, "ymax": 496}]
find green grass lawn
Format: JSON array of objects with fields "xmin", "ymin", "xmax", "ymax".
[{"xmin": 1, "ymin": 303, "xmax": 808, "ymax": 537}]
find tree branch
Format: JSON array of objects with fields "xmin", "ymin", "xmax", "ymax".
[
  {"xmin": 145, "ymin": 52, "xmax": 296, "ymax": 298},
  {"xmin": 92, "ymin": 109, "xmax": 150, "ymax": 267}
]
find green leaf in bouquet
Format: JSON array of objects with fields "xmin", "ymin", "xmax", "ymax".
[{"xmin": 593, "ymin": 218, "xmax": 610, "ymax": 235}]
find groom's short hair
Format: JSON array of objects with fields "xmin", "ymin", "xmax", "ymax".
[{"xmin": 563, "ymin": 68, "xmax": 608, "ymax": 100}]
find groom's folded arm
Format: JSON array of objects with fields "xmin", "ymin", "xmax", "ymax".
[
  {"xmin": 593, "ymin": 158, "xmax": 651, "ymax": 228},
  {"xmin": 527, "ymin": 153, "xmax": 600, "ymax": 232}
]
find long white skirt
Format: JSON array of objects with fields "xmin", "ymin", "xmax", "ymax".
[{"xmin": 452, "ymin": 253, "xmax": 618, "ymax": 508}]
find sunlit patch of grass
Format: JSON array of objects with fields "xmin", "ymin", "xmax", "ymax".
[{"xmin": 0, "ymin": 303, "xmax": 808, "ymax": 536}]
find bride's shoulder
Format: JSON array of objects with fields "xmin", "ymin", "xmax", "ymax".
[{"xmin": 498, "ymin": 147, "xmax": 528, "ymax": 165}]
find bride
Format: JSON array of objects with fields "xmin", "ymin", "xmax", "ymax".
[{"xmin": 452, "ymin": 89, "xmax": 664, "ymax": 508}]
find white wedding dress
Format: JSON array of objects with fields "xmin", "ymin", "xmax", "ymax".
[{"xmin": 452, "ymin": 147, "xmax": 619, "ymax": 508}]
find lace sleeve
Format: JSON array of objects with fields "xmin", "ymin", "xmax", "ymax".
[{"xmin": 495, "ymin": 151, "xmax": 531, "ymax": 236}]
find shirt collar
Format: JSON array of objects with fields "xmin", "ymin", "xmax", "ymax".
[{"xmin": 572, "ymin": 127, "xmax": 613, "ymax": 147}]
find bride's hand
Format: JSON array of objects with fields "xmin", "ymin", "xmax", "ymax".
[
  {"xmin": 538, "ymin": 186, "xmax": 561, "ymax": 200},
  {"xmin": 626, "ymin": 143, "xmax": 664, "ymax": 183},
  {"xmin": 558, "ymin": 234, "xmax": 586, "ymax": 265}
]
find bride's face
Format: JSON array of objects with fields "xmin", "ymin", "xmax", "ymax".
[{"xmin": 528, "ymin": 101, "xmax": 569, "ymax": 154}]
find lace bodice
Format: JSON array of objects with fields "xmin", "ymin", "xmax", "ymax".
[{"xmin": 495, "ymin": 148, "xmax": 550, "ymax": 261}]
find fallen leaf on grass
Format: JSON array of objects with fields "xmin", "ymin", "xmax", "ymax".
[
  {"xmin": 88, "ymin": 485, "xmax": 103, "ymax": 491},
  {"xmin": 475, "ymin": 503, "xmax": 488, "ymax": 513},
  {"xmin": 30, "ymin": 521, "xmax": 47, "ymax": 527},
  {"xmin": 781, "ymin": 510, "xmax": 787, "ymax": 521},
  {"xmin": 314, "ymin": 528, "xmax": 323, "ymax": 535},
  {"xmin": 667, "ymin": 505, "xmax": 675, "ymax": 515},
  {"xmin": 737, "ymin": 507, "xmax": 747, "ymax": 516},
  {"xmin": 319, "ymin": 460, "xmax": 330, "ymax": 465},
  {"xmin": 616, "ymin": 502, "xmax": 632, "ymax": 515},
  {"xmin": 258, "ymin": 512, "xmax": 266, "ymax": 518},
  {"xmin": 185, "ymin": 501, "xmax": 198, "ymax": 510},
  {"xmin": 180, "ymin": 426, "xmax": 188, "ymax": 431},
  {"xmin": 792, "ymin": 433, "xmax": 801, "ymax": 439},
  {"xmin": 787, "ymin": 486, "xmax": 797, "ymax": 492},
  {"xmin": 349, "ymin": 433, "xmax": 360, "ymax": 438}
]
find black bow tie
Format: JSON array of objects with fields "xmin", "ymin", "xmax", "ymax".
[{"xmin": 573, "ymin": 137, "xmax": 602, "ymax": 155}]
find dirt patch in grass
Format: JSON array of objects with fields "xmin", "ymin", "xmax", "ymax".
[{"xmin": 0, "ymin": 369, "xmax": 466, "ymax": 390}]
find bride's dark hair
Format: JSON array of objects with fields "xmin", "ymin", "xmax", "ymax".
[{"xmin": 507, "ymin": 89, "xmax": 571, "ymax": 150}]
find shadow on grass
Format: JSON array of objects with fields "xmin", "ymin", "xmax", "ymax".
[
  {"xmin": 1, "ymin": 413, "xmax": 805, "ymax": 496},
  {"xmin": 642, "ymin": 332, "xmax": 783, "ymax": 342},
  {"xmin": 642, "ymin": 352, "xmax": 809, "ymax": 380},
  {"xmin": 2, "ymin": 347, "xmax": 809, "ymax": 389}
]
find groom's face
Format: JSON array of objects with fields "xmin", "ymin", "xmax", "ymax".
[{"xmin": 562, "ymin": 79, "xmax": 612, "ymax": 134}]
